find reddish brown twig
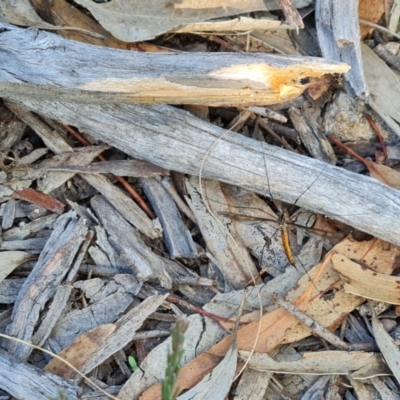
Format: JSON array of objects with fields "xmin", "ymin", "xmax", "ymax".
[
  {"xmin": 167, "ymin": 294, "xmax": 236, "ymax": 325},
  {"xmin": 60, "ymin": 123, "xmax": 155, "ymax": 219},
  {"xmin": 327, "ymin": 134, "xmax": 400, "ymax": 189},
  {"xmin": 327, "ymin": 134, "xmax": 367, "ymax": 165},
  {"xmin": 365, "ymin": 114, "xmax": 388, "ymax": 163}
]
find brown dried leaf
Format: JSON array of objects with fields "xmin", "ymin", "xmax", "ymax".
[
  {"xmin": 71, "ymin": 0, "xmax": 274, "ymax": 42},
  {"xmin": 359, "ymin": 0, "xmax": 385, "ymax": 39},
  {"xmin": 52, "ymin": 0, "xmax": 137, "ymax": 49},
  {"xmin": 282, "ymin": 237, "xmax": 400, "ymax": 344},
  {"xmin": 332, "ymin": 254, "xmax": 400, "ymax": 304},
  {"xmin": 141, "ymin": 236, "xmax": 400, "ymax": 399},
  {"xmin": 364, "ymin": 160, "xmax": 400, "ymax": 190}
]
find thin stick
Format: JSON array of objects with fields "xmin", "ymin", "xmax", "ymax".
[
  {"xmin": 359, "ymin": 19, "xmax": 400, "ymax": 41},
  {"xmin": 365, "ymin": 114, "xmax": 388, "ymax": 162},
  {"xmin": 60, "ymin": 123, "xmax": 155, "ymax": 220},
  {"xmin": 167, "ymin": 294, "xmax": 237, "ymax": 325},
  {"xmin": 273, "ymin": 295, "xmax": 349, "ymax": 350}
]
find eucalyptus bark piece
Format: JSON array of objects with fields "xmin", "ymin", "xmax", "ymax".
[
  {"xmin": 0, "ymin": 349, "xmax": 80, "ymax": 400},
  {"xmin": 47, "ymin": 159, "xmax": 169, "ymax": 177},
  {"xmin": 90, "ymin": 195, "xmax": 172, "ymax": 288},
  {"xmin": 140, "ymin": 176, "xmax": 198, "ymax": 259},
  {"xmin": 2, "ymin": 144, "xmax": 108, "ymax": 195},
  {"xmin": 186, "ymin": 177, "xmax": 258, "ymax": 290},
  {"xmin": 49, "ymin": 281, "xmax": 136, "ymax": 350},
  {"xmin": 3, "ymin": 213, "xmax": 57, "ymax": 241},
  {"xmin": 32, "ymin": 230, "xmax": 93, "ymax": 348},
  {"xmin": 45, "ymin": 294, "xmax": 168, "ymax": 379},
  {"xmin": 7, "ymin": 96, "xmax": 400, "ymax": 248},
  {"xmin": 11, "ymin": 188, "xmax": 65, "ymax": 214},
  {"xmin": 85, "ymin": 173, "xmax": 161, "ymax": 239},
  {"xmin": 36, "ymin": 145, "xmax": 109, "ymax": 194},
  {"xmin": 6, "ymin": 102, "xmax": 160, "ymax": 240},
  {"xmin": 240, "ymin": 350, "xmax": 389, "ymax": 377},
  {"xmin": 0, "ymin": 279, "xmax": 25, "ymax": 304},
  {"xmin": 1, "ymin": 237, "xmax": 49, "ymax": 252},
  {"xmin": 5, "ymin": 211, "xmax": 88, "ymax": 361},
  {"xmin": 0, "ymin": 22, "xmax": 350, "ymax": 106},
  {"xmin": 288, "ymin": 105, "xmax": 337, "ymax": 164},
  {"xmin": 92, "ymin": 226, "xmax": 119, "ymax": 269},
  {"xmin": 1, "ymin": 199, "xmax": 16, "ymax": 230},
  {"xmin": 316, "ymin": 0, "xmax": 366, "ymax": 97},
  {"xmin": 234, "ymin": 368, "xmax": 272, "ymax": 400}
]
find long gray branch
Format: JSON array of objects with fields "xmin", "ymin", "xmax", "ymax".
[{"xmin": 5, "ymin": 97, "xmax": 400, "ymax": 247}]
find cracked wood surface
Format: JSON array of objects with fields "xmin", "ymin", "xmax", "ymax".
[
  {"xmin": 1, "ymin": 22, "xmax": 349, "ymax": 106},
  {"xmin": 6, "ymin": 211, "xmax": 88, "ymax": 361},
  {"xmin": 5, "ymin": 96, "xmax": 400, "ymax": 248}
]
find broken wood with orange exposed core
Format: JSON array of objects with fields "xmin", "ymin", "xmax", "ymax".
[{"xmin": 1, "ymin": 22, "xmax": 350, "ymax": 106}]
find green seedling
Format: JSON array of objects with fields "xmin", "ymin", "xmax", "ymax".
[{"xmin": 162, "ymin": 315, "xmax": 189, "ymax": 400}]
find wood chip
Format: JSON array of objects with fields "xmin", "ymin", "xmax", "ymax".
[
  {"xmin": 6, "ymin": 211, "xmax": 88, "ymax": 360},
  {"xmin": 11, "ymin": 188, "xmax": 65, "ymax": 214},
  {"xmin": 240, "ymin": 350, "xmax": 390, "ymax": 378},
  {"xmin": 45, "ymin": 294, "xmax": 168, "ymax": 379}
]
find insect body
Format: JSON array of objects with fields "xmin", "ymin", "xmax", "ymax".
[
  {"xmin": 221, "ymin": 197, "xmax": 342, "ymax": 272},
  {"xmin": 279, "ymin": 209, "xmax": 296, "ymax": 267}
]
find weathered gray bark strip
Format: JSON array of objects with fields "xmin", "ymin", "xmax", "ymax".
[
  {"xmin": 47, "ymin": 159, "xmax": 169, "ymax": 177},
  {"xmin": 5, "ymin": 211, "xmax": 88, "ymax": 360},
  {"xmin": 233, "ymin": 368, "xmax": 272, "ymax": 400},
  {"xmin": 316, "ymin": 0, "xmax": 367, "ymax": 97},
  {"xmin": 0, "ymin": 22, "xmax": 349, "ymax": 106},
  {"xmin": 1, "ymin": 237, "xmax": 49, "ymax": 251},
  {"xmin": 2, "ymin": 199, "xmax": 16, "ymax": 230},
  {"xmin": 6, "ymin": 96, "xmax": 400, "ymax": 247},
  {"xmin": 186, "ymin": 177, "xmax": 258, "ymax": 290},
  {"xmin": 0, "ymin": 349, "xmax": 80, "ymax": 400},
  {"xmin": 3, "ymin": 213, "xmax": 57, "ymax": 241},
  {"xmin": 48, "ymin": 281, "xmax": 136, "ymax": 351},
  {"xmin": 84, "ymin": 174, "xmax": 161, "ymax": 239},
  {"xmin": 6, "ymin": 102, "xmax": 160, "ymax": 240},
  {"xmin": 37, "ymin": 145, "xmax": 109, "ymax": 194},
  {"xmin": 45, "ymin": 294, "xmax": 168, "ymax": 379},
  {"xmin": 32, "ymin": 230, "xmax": 93, "ymax": 348},
  {"xmin": 140, "ymin": 177, "xmax": 198, "ymax": 259},
  {"xmin": 0, "ymin": 279, "xmax": 24, "ymax": 304},
  {"xmin": 91, "ymin": 195, "xmax": 172, "ymax": 288}
]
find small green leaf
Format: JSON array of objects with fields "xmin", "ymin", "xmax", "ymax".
[{"xmin": 128, "ymin": 355, "xmax": 138, "ymax": 372}]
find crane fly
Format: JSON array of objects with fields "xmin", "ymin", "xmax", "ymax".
[{"xmin": 219, "ymin": 197, "xmax": 344, "ymax": 271}]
